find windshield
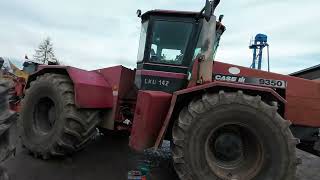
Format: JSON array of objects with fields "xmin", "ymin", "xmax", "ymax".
[{"xmin": 149, "ymin": 20, "xmax": 193, "ymax": 65}]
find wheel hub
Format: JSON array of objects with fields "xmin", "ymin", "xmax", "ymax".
[
  {"xmin": 205, "ymin": 124, "xmax": 264, "ymax": 179},
  {"xmin": 213, "ymin": 133, "xmax": 244, "ymax": 163},
  {"xmin": 33, "ymin": 97, "xmax": 56, "ymax": 134}
]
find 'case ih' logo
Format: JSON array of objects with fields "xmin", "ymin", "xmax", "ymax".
[
  {"xmin": 214, "ymin": 74, "xmax": 246, "ymax": 83},
  {"xmin": 214, "ymin": 74, "xmax": 287, "ymax": 89}
]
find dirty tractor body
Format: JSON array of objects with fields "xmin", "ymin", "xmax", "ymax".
[{"xmin": 19, "ymin": 1, "xmax": 320, "ymax": 180}]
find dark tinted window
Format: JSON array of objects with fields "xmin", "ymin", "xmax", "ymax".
[{"xmin": 150, "ymin": 21, "xmax": 193, "ymax": 65}]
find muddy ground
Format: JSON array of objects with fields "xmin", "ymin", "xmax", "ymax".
[{"xmin": 3, "ymin": 131, "xmax": 320, "ymax": 180}]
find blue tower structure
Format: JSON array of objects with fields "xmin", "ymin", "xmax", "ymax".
[{"xmin": 249, "ymin": 34, "xmax": 270, "ymax": 71}]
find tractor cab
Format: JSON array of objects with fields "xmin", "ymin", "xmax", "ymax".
[
  {"xmin": 22, "ymin": 61, "xmax": 40, "ymax": 74},
  {"xmin": 135, "ymin": 1, "xmax": 226, "ymax": 93},
  {"xmin": 22, "ymin": 61, "xmax": 58, "ymax": 74}
]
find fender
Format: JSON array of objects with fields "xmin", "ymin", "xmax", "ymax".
[
  {"xmin": 153, "ymin": 81, "xmax": 287, "ymax": 149},
  {"xmin": 129, "ymin": 90, "xmax": 172, "ymax": 151},
  {"xmin": 26, "ymin": 65, "xmax": 113, "ymax": 109}
]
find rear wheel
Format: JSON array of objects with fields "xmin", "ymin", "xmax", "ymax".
[
  {"xmin": 172, "ymin": 91, "xmax": 299, "ymax": 180},
  {"xmin": 20, "ymin": 73, "xmax": 102, "ymax": 159}
]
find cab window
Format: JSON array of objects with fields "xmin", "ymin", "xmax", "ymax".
[{"xmin": 149, "ymin": 20, "xmax": 193, "ymax": 65}]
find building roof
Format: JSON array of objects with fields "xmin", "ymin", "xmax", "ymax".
[{"xmin": 290, "ymin": 64, "xmax": 320, "ymax": 76}]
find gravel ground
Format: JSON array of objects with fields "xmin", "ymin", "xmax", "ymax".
[{"xmin": 2, "ymin": 131, "xmax": 320, "ymax": 180}]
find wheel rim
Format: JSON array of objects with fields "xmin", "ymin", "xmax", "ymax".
[
  {"xmin": 205, "ymin": 123, "xmax": 264, "ymax": 179},
  {"xmin": 33, "ymin": 97, "xmax": 56, "ymax": 135}
]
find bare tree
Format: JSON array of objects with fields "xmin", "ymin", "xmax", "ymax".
[{"xmin": 33, "ymin": 37, "xmax": 58, "ymax": 64}]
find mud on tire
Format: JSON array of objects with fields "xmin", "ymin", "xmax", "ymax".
[
  {"xmin": 172, "ymin": 91, "xmax": 299, "ymax": 180},
  {"xmin": 19, "ymin": 74, "xmax": 101, "ymax": 159}
]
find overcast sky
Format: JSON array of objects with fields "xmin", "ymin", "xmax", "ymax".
[{"xmin": 0, "ymin": 0, "xmax": 319, "ymax": 74}]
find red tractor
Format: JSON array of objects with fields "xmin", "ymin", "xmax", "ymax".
[
  {"xmin": 0, "ymin": 58, "xmax": 44, "ymax": 112},
  {"xmin": 19, "ymin": 1, "xmax": 320, "ymax": 179}
]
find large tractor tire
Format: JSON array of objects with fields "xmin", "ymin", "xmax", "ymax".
[
  {"xmin": 20, "ymin": 73, "xmax": 101, "ymax": 159},
  {"xmin": 172, "ymin": 91, "xmax": 299, "ymax": 180}
]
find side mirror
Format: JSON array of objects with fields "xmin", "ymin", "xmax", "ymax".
[
  {"xmin": 219, "ymin": 14, "xmax": 224, "ymax": 22},
  {"xmin": 136, "ymin": 9, "xmax": 142, "ymax": 18}
]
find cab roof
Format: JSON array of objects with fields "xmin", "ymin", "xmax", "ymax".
[
  {"xmin": 141, "ymin": 10, "xmax": 200, "ymax": 20},
  {"xmin": 141, "ymin": 9, "xmax": 226, "ymax": 33}
]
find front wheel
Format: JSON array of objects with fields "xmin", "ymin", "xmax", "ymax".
[
  {"xmin": 172, "ymin": 91, "xmax": 299, "ymax": 180},
  {"xmin": 19, "ymin": 74, "xmax": 101, "ymax": 159}
]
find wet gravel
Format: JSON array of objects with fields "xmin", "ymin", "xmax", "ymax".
[
  {"xmin": 2, "ymin": 131, "xmax": 320, "ymax": 180},
  {"xmin": 2, "ymin": 132, "xmax": 178, "ymax": 180}
]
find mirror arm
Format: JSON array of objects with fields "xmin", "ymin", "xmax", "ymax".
[{"xmin": 211, "ymin": 0, "xmax": 221, "ymax": 14}]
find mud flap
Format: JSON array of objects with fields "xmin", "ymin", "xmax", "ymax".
[{"xmin": 129, "ymin": 91, "xmax": 172, "ymax": 152}]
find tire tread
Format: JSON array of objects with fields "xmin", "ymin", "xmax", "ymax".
[
  {"xmin": 20, "ymin": 73, "xmax": 101, "ymax": 159},
  {"xmin": 172, "ymin": 90, "xmax": 298, "ymax": 180}
]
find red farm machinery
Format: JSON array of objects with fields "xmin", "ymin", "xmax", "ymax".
[
  {"xmin": 0, "ymin": 58, "xmax": 44, "ymax": 112},
  {"xmin": 19, "ymin": 1, "xmax": 320, "ymax": 180}
]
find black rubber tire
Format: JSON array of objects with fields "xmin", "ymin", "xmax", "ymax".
[
  {"xmin": 172, "ymin": 90, "xmax": 299, "ymax": 180},
  {"xmin": 19, "ymin": 73, "xmax": 101, "ymax": 159}
]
